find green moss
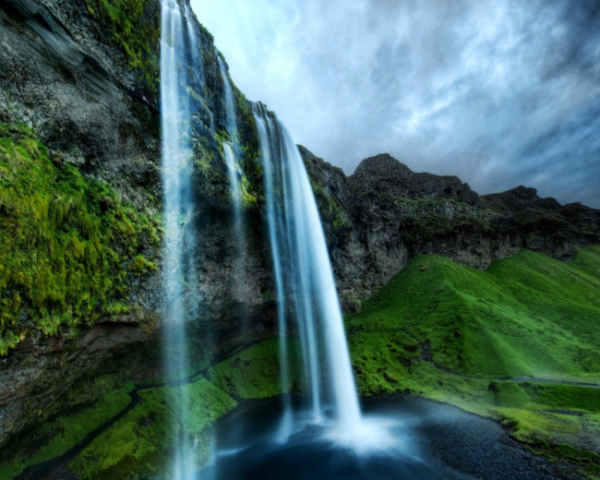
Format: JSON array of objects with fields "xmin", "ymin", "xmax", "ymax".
[
  {"xmin": 68, "ymin": 377, "xmax": 236, "ymax": 479},
  {"xmin": 553, "ymin": 443, "xmax": 600, "ymax": 463},
  {"xmin": 160, "ymin": 377, "xmax": 238, "ymax": 435},
  {"xmin": 0, "ymin": 124, "xmax": 159, "ymax": 354},
  {"xmin": 69, "ymin": 391, "xmax": 173, "ymax": 479},
  {"xmin": 130, "ymin": 255, "xmax": 157, "ymax": 276},
  {"xmin": 488, "ymin": 381, "xmax": 530, "ymax": 408},
  {"xmin": 208, "ymin": 339, "xmax": 300, "ymax": 399},
  {"xmin": 83, "ymin": 0, "xmax": 159, "ymax": 97},
  {"xmin": 310, "ymin": 179, "xmax": 351, "ymax": 230},
  {"xmin": 235, "ymin": 91, "xmax": 264, "ymax": 211},
  {"xmin": 0, "ymin": 383, "xmax": 134, "ymax": 480}
]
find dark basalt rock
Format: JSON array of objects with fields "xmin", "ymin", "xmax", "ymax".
[
  {"xmin": 482, "ymin": 187, "xmax": 600, "ymax": 260},
  {"xmin": 301, "ymin": 149, "xmax": 600, "ymax": 300},
  {"xmin": 352, "ymin": 153, "xmax": 480, "ymax": 205}
]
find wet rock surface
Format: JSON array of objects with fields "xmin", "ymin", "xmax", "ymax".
[{"xmin": 416, "ymin": 401, "xmax": 580, "ymax": 480}]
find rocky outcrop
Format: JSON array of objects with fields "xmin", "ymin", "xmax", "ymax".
[
  {"xmin": 353, "ymin": 153, "xmax": 480, "ymax": 205},
  {"xmin": 302, "ymin": 150, "xmax": 600, "ymax": 300},
  {"xmin": 481, "ymin": 186, "xmax": 600, "ymax": 260}
]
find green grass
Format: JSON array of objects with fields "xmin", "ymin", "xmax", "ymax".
[
  {"xmin": 0, "ymin": 123, "xmax": 159, "ymax": 355},
  {"xmin": 488, "ymin": 381, "xmax": 530, "ymax": 408},
  {"xmin": 347, "ymin": 246, "xmax": 600, "ymax": 476},
  {"xmin": 522, "ymin": 383, "xmax": 600, "ymax": 413},
  {"xmin": 348, "ymin": 248, "xmax": 600, "ymax": 381},
  {"xmin": 208, "ymin": 338, "xmax": 300, "ymax": 399}
]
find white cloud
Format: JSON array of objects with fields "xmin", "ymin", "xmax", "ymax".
[{"xmin": 190, "ymin": 0, "xmax": 600, "ymax": 207}]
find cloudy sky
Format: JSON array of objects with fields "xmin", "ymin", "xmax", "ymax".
[{"xmin": 190, "ymin": 0, "xmax": 600, "ymax": 207}]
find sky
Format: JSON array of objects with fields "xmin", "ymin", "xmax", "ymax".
[{"xmin": 190, "ymin": 0, "xmax": 600, "ymax": 208}]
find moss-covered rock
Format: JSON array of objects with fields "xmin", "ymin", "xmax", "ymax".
[
  {"xmin": 68, "ymin": 377, "xmax": 237, "ymax": 479},
  {"xmin": 0, "ymin": 382, "xmax": 134, "ymax": 479},
  {"xmin": 0, "ymin": 339, "xmax": 292, "ymax": 479},
  {"xmin": 208, "ymin": 339, "xmax": 299, "ymax": 400},
  {"xmin": 0, "ymin": 123, "xmax": 159, "ymax": 355},
  {"xmin": 83, "ymin": 0, "xmax": 160, "ymax": 98}
]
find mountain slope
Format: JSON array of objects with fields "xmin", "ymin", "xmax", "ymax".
[{"xmin": 348, "ymin": 246, "xmax": 600, "ymax": 384}]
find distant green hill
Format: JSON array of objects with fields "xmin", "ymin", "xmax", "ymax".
[
  {"xmin": 348, "ymin": 245, "xmax": 600, "ymax": 383},
  {"xmin": 347, "ymin": 246, "xmax": 600, "ymax": 476}
]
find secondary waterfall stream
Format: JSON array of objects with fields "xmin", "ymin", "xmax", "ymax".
[
  {"xmin": 217, "ymin": 53, "xmax": 248, "ymax": 315},
  {"xmin": 217, "ymin": 54, "xmax": 243, "ymax": 225},
  {"xmin": 160, "ymin": 1, "xmax": 203, "ymax": 478}
]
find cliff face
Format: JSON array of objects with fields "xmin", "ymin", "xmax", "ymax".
[
  {"xmin": 0, "ymin": 0, "xmax": 276, "ymax": 450},
  {"xmin": 1, "ymin": 0, "xmax": 599, "ymax": 458},
  {"xmin": 302, "ymin": 148, "xmax": 600, "ymax": 302}
]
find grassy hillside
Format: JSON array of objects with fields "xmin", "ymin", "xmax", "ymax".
[
  {"xmin": 347, "ymin": 246, "xmax": 600, "ymax": 476},
  {"xmin": 348, "ymin": 246, "xmax": 600, "ymax": 382}
]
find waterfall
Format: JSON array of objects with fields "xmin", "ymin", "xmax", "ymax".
[
  {"xmin": 253, "ymin": 106, "xmax": 294, "ymax": 440},
  {"xmin": 253, "ymin": 103, "xmax": 363, "ymax": 440},
  {"xmin": 184, "ymin": 4, "xmax": 205, "ymax": 93},
  {"xmin": 217, "ymin": 53, "xmax": 248, "ymax": 312},
  {"xmin": 217, "ymin": 55, "xmax": 243, "ymax": 219},
  {"xmin": 160, "ymin": 1, "xmax": 202, "ymax": 477}
]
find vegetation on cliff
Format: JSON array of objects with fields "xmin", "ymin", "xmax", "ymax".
[
  {"xmin": 83, "ymin": 0, "xmax": 160, "ymax": 97},
  {"xmin": 0, "ymin": 123, "xmax": 159, "ymax": 355},
  {"xmin": 2, "ymin": 247, "xmax": 599, "ymax": 478},
  {"xmin": 0, "ymin": 338, "xmax": 294, "ymax": 479}
]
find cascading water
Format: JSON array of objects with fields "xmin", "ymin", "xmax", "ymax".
[
  {"xmin": 161, "ymin": 2, "xmax": 389, "ymax": 471},
  {"xmin": 253, "ymin": 106, "xmax": 293, "ymax": 440},
  {"xmin": 217, "ymin": 55, "xmax": 244, "ymax": 229},
  {"xmin": 217, "ymin": 54, "xmax": 250, "ymax": 320},
  {"xmin": 160, "ymin": 1, "xmax": 204, "ymax": 477},
  {"xmin": 253, "ymin": 103, "xmax": 364, "ymax": 443}
]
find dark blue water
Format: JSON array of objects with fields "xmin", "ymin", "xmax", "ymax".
[{"xmin": 198, "ymin": 398, "xmax": 478, "ymax": 480}]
